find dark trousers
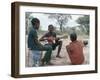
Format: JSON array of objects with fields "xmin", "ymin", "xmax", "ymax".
[
  {"xmin": 32, "ymin": 44, "xmax": 52, "ymax": 64},
  {"xmin": 41, "ymin": 44, "xmax": 52, "ymax": 64},
  {"xmin": 52, "ymin": 40, "xmax": 62, "ymax": 50}
]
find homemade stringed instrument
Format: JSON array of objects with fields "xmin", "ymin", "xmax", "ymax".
[{"xmin": 46, "ymin": 35, "xmax": 68, "ymax": 44}]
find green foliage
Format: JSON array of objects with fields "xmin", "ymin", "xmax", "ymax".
[{"xmin": 76, "ymin": 15, "xmax": 90, "ymax": 35}]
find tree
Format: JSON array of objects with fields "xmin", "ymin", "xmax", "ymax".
[
  {"xmin": 76, "ymin": 15, "xmax": 89, "ymax": 35},
  {"xmin": 48, "ymin": 13, "xmax": 72, "ymax": 32},
  {"xmin": 25, "ymin": 12, "xmax": 33, "ymax": 34}
]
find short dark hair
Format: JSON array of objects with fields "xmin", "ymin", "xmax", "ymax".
[
  {"xmin": 48, "ymin": 24, "xmax": 54, "ymax": 29},
  {"xmin": 70, "ymin": 33, "xmax": 77, "ymax": 41},
  {"xmin": 31, "ymin": 18, "xmax": 40, "ymax": 26}
]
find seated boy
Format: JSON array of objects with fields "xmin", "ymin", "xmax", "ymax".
[
  {"xmin": 66, "ymin": 33, "xmax": 85, "ymax": 65},
  {"xmin": 39, "ymin": 25, "xmax": 62, "ymax": 58}
]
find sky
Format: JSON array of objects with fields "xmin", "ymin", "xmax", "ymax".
[{"xmin": 28, "ymin": 12, "xmax": 83, "ymax": 31}]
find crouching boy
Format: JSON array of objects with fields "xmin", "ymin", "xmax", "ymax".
[{"xmin": 66, "ymin": 33, "xmax": 84, "ymax": 65}]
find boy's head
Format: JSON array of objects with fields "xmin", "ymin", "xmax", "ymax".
[
  {"xmin": 48, "ymin": 25, "xmax": 54, "ymax": 32},
  {"xmin": 70, "ymin": 33, "xmax": 77, "ymax": 42},
  {"xmin": 31, "ymin": 18, "xmax": 40, "ymax": 30}
]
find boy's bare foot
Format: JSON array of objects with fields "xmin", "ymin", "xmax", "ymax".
[{"xmin": 56, "ymin": 55, "xmax": 62, "ymax": 58}]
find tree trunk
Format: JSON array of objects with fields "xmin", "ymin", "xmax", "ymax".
[{"xmin": 60, "ymin": 24, "xmax": 63, "ymax": 32}]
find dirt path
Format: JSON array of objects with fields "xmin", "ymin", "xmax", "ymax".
[{"xmin": 25, "ymin": 38, "xmax": 89, "ymax": 67}]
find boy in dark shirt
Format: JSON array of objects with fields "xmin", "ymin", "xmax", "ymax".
[{"xmin": 28, "ymin": 18, "xmax": 52, "ymax": 66}]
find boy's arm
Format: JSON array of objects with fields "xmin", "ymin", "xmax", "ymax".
[
  {"xmin": 39, "ymin": 34, "xmax": 48, "ymax": 41},
  {"xmin": 66, "ymin": 45, "xmax": 71, "ymax": 54},
  {"xmin": 31, "ymin": 30, "xmax": 43, "ymax": 48}
]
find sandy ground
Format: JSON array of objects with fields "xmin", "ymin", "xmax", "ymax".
[{"xmin": 25, "ymin": 37, "xmax": 89, "ymax": 67}]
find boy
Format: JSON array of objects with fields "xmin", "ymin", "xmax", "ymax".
[
  {"xmin": 28, "ymin": 18, "xmax": 52, "ymax": 66},
  {"xmin": 66, "ymin": 33, "xmax": 84, "ymax": 65},
  {"xmin": 39, "ymin": 25, "xmax": 62, "ymax": 58}
]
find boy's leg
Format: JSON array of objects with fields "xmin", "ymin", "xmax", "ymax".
[
  {"xmin": 32, "ymin": 51, "xmax": 37, "ymax": 67},
  {"xmin": 55, "ymin": 41, "xmax": 62, "ymax": 58},
  {"xmin": 41, "ymin": 44, "xmax": 52, "ymax": 65},
  {"xmin": 32, "ymin": 51, "xmax": 41, "ymax": 67},
  {"xmin": 31, "ymin": 44, "xmax": 52, "ymax": 66}
]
